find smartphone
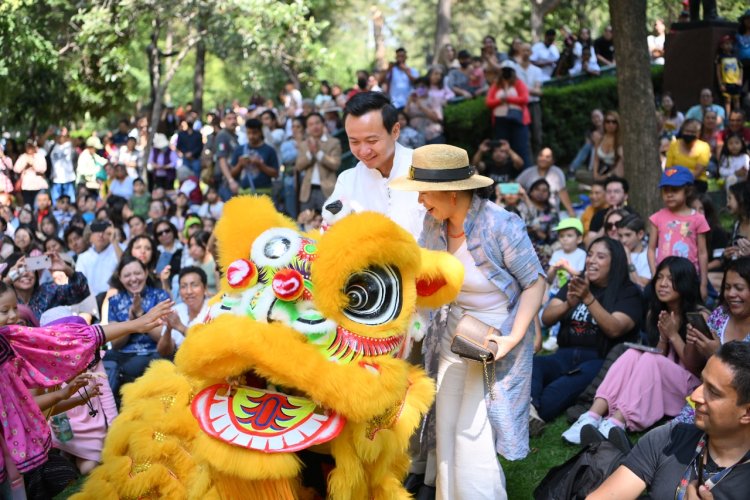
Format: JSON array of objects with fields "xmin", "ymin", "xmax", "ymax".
[
  {"xmin": 687, "ymin": 312, "xmax": 712, "ymax": 339},
  {"xmin": 624, "ymin": 342, "xmax": 663, "ymax": 355},
  {"xmin": 497, "ymin": 183, "xmax": 520, "ymax": 195},
  {"xmin": 26, "ymin": 255, "xmax": 51, "ymax": 271},
  {"xmin": 155, "ymin": 252, "xmax": 172, "ymax": 274}
]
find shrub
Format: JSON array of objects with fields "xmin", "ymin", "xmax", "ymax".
[{"xmin": 445, "ymin": 66, "xmax": 664, "ymax": 164}]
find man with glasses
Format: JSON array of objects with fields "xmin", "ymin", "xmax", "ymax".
[{"xmin": 589, "ymin": 342, "xmax": 750, "ymax": 500}]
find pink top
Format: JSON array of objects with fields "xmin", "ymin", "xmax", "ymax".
[
  {"xmin": 0, "ymin": 323, "xmax": 104, "ymax": 480},
  {"xmin": 13, "ymin": 152, "xmax": 49, "ymax": 191},
  {"xmin": 649, "ymin": 208, "xmax": 710, "ymax": 272}
]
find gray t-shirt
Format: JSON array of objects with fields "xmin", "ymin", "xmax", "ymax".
[
  {"xmin": 623, "ymin": 422, "xmax": 750, "ymax": 500},
  {"xmin": 515, "ymin": 165, "xmax": 567, "ymax": 211}
]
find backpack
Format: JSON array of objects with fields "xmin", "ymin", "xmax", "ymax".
[{"xmin": 533, "ymin": 439, "xmax": 627, "ymax": 500}]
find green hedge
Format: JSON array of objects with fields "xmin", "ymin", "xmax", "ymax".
[{"xmin": 445, "ymin": 66, "xmax": 664, "ymax": 164}]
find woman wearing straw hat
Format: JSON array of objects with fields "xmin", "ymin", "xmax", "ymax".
[{"xmin": 391, "ymin": 144, "xmax": 545, "ymax": 499}]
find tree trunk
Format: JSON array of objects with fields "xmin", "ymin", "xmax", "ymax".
[
  {"xmin": 142, "ymin": 21, "xmax": 162, "ymax": 176},
  {"xmin": 193, "ymin": 36, "xmax": 206, "ymax": 116},
  {"xmin": 609, "ymin": 0, "xmax": 660, "ymax": 217},
  {"xmin": 432, "ymin": 0, "xmax": 451, "ymax": 65},
  {"xmin": 193, "ymin": 10, "xmax": 208, "ymax": 117},
  {"xmin": 530, "ymin": 0, "xmax": 562, "ymax": 43},
  {"xmin": 371, "ymin": 7, "xmax": 386, "ymax": 72}
]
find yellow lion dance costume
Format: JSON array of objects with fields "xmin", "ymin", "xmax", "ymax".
[{"xmin": 73, "ymin": 196, "xmax": 462, "ymax": 499}]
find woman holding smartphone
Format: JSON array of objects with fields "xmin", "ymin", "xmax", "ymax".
[
  {"xmin": 4, "ymin": 252, "xmax": 91, "ymax": 320},
  {"xmin": 532, "ymin": 237, "xmax": 642, "ymax": 435},
  {"xmin": 561, "ymin": 257, "xmax": 707, "ymax": 444},
  {"xmin": 690, "ymin": 256, "xmax": 750, "ymax": 354}
]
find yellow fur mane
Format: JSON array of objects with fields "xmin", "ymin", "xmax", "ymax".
[{"xmin": 74, "ymin": 196, "xmax": 460, "ymax": 499}]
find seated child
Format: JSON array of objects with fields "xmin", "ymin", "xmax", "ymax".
[{"xmin": 541, "ymin": 218, "xmax": 586, "ymax": 352}]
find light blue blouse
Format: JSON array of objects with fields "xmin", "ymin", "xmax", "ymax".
[{"xmin": 420, "ymin": 194, "xmax": 544, "ymax": 460}]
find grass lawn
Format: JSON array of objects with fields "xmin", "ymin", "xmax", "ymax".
[{"xmin": 502, "ymin": 416, "xmax": 580, "ymax": 499}]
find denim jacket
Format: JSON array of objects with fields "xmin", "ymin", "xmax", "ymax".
[{"xmin": 420, "ymin": 194, "xmax": 544, "ymax": 460}]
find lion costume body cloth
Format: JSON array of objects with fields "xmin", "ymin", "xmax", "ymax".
[{"xmin": 73, "ymin": 196, "xmax": 463, "ymax": 500}]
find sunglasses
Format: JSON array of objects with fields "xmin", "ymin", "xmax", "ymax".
[
  {"xmin": 605, "ymin": 222, "xmax": 619, "ymax": 231},
  {"xmin": 604, "ymin": 119, "xmax": 618, "ymax": 124},
  {"xmin": 155, "ymin": 229, "xmax": 172, "ymax": 237}
]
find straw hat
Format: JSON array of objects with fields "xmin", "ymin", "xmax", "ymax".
[{"xmin": 389, "ymin": 144, "xmax": 493, "ymax": 191}]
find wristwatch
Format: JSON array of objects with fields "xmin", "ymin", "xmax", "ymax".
[{"xmin": 628, "ymin": 264, "xmax": 636, "ymax": 273}]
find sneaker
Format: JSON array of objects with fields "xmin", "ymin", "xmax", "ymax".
[
  {"xmin": 580, "ymin": 423, "xmax": 607, "ymax": 448},
  {"xmin": 562, "ymin": 413, "xmax": 602, "ymax": 445},
  {"xmin": 542, "ymin": 336, "xmax": 559, "ymax": 352},
  {"xmin": 598, "ymin": 417, "xmax": 625, "ymax": 441},
  {"xmin": 529, "ymin": 405, "xmax": 546, "ymax": 437},
  {"xmin": 606, "ymin": 425, "xmax": 632, "ymax": 454}
]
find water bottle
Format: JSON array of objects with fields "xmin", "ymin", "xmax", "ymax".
[{"xmin": 51, "ymin": 413, "xmax": 74, "ymax": 442}]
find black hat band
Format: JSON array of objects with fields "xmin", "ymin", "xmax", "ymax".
[{"xmin": 409, "ymin": 165, "xmax": 475, "ymax": 182}]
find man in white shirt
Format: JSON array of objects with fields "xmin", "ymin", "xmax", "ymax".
[
  {"xmin": 49, "ymin": 128, "xmax": 77, "ymax": 204},
  {"xmin": 325, "ymin": 92, "xmax": 425, "ymax": 240},
  {"xmin": 530, "ymin": 29, "xmax": 560, "ymax": 79},
  {"xmin": 75, "ymin": 220, "xmax": 122, "ymax": 296}
]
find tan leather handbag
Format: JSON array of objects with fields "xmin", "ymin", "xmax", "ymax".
[{"xmin": 450, "ymin": 314, "xmax": 500, "ymax": 399}]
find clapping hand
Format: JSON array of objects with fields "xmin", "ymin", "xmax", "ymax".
[
  {"xmin": 132, "ymin": 299, "xmax": 174, "ymax": 332},
  {"xmin": 657, "ymin": 310, "xmax": 679, "ymax": 341},
  {"xmin": 567, "ymin": 275, "xmax": 591, "ymax": 308}
]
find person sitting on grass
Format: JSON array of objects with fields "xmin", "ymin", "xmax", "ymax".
[
  {"xmin": 562, "ymin": 256, "xmax": 707, "ymax": 445},
  {"xmin": 531, "ymin": 237, "xmax": 642, "ymax": 436},
  {"xmin": 588, "ymin": 342, "xmax": 750, "ymax": 500}
]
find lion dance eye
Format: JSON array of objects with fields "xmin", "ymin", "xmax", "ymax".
[
  {"xmin": 343, "ymin": 265, "xmax": 402, "ymax": 325},
  {"xmin": 251, "ymin": 228, "xmax": 301, "ymax": 268}
]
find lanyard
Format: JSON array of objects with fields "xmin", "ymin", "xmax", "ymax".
[{"xmin": 675, "ymin": 434, "xmax": 750, "ymax": 500}]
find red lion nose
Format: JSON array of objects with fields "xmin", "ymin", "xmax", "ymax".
[{"xmin": 272, "ymin": 268, "xmax": 304, "ymax": 301}]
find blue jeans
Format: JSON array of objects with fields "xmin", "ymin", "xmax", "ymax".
[
  {"xmin": 51, "ymin": 182, "xmax": 76, "ymax": 204},
  {"xmin": 281, "ymin": 174, "xmax": 297, "ymax": 219},
  {"xmin": 493, "ymin": 118, "xmax": 531, "ymax": 168},
  {"xmin": 569, "ymin": 142, "xmax": 593, "ymax": 172},
  {"xmin": 531, "ymin": 347, "xmax": 603, "ymax": 422},
  {"xmin": 182, "ymin": 158, "xmax": 201, "ymax": 177}
]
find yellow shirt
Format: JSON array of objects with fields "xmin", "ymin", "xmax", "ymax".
[{"xmin": 665, "ymin": 139, "xmax": 711, "ymax": 181}]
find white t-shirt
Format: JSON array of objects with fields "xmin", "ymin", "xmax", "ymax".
[
  {"xmin": 110, "ymin": 176, "xmax": 134, "ymax": 199},
  {"xmin": 549, "ymin": 247, "xmax": 587, "ymax": 294},
  {"xmin": 325, "ymin": 142, "xmax": 425, "ymax": 240},
  {"xmin": 198, "ymin": 201, "xmax": 224, "ymax": 220},
  {"xmin": 75, "ymin": 243, "xmax": 122, "ymax": 296},
  {"xmin": 515, "ymin": 165, "xmax": 568, "ymax": 213},
  {"xmin": 570, "ymin": 43, "xmax": 601, "ymax": 76},
  {"xmin": 631, "ymin": 250, "xmax": 652, "ymax": 280},
  {"xmin": 530, "ymin": 42, "xmax": 560, "ymax": 78},
  {"xmin": 514, "ymin": 62, "xmax": 548, "ymax": 103},
  {"xmin": 50, "ymin": 141, "xmax": 76, "ymax": 184},
  {"xmin": 166, "ymin": 299, "xmax": 209, "ymax": 348}
]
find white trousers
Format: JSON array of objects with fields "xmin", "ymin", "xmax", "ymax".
[{"xmin": 434, "ymin": 312, "xmax": 507, "ymax": 500}]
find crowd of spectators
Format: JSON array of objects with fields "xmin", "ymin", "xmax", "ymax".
[{"xmin": 2, "ymin": 11, "xmax": 750, "ymax": 500}]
